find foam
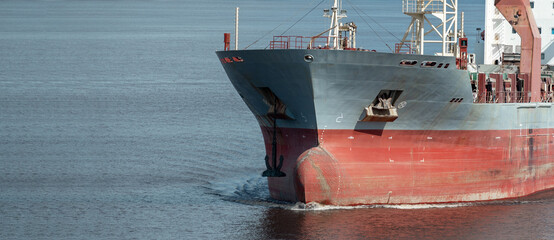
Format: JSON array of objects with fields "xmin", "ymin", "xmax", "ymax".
[
  {"xmin": 289, "ymin": 202, "xmax": 474, "ymax": 211},
  {"xmin": 208, "ymin": 175, "xmax": 549, "ymax": 210}
]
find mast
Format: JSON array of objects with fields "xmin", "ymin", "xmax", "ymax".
[
  {"xmin": 329, "ymin": 0, "xmax": 339, "ymax": 48},
  {"xmin": 324, "ymin": 0, "xmax": 347, "ymax": 49},
  {"xmin": 399, "ymin": 0, "xmax": 458, "ymax": 55}
]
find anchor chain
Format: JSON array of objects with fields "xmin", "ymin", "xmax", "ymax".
[{"xmin": 262, "ymin": 97, "xmax": 286, "ymax": 177}]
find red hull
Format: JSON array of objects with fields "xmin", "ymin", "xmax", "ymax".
[{"xmin": 262, "ymin": 127, "xmax": 554, "ymax": 205}]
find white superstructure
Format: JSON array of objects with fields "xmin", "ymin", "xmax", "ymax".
[{"xmin": 482, "ymin": 0, "xmax": 554, "ymax": 65}]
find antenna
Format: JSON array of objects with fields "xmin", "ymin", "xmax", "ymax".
[{"xmin": 235, "ymin": 7, "xmax": 239, "ymax": 50}]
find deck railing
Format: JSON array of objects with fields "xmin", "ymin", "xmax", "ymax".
[
  {"xmin": 269, "ymin": 36, "xmax": 329, "ymax": 49},
  {"xmin": 395, "ymin": 43, "xmax": 414, "ymax": 54},
  {"xmin": 473, "ymin": 91, "xmax": 553, "ymax": 103},
  {"xmin": 402, "ymin": 0, "xmax": 443, "ymax": 14}
]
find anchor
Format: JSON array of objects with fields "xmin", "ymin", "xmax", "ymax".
[{"xmin": 262, "ymin": 100, "xmax": 286, "ymax": 177}]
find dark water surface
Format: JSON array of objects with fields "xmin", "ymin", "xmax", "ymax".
[{"xmin": 1, "ymin": 0, "xmax": 553, "ymax": 239}]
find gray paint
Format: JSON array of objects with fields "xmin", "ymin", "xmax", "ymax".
[{"xmin": 217, "ymin": 49, "xmax": 553, "ymax": 131}]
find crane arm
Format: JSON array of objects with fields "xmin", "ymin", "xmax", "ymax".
[{"xmin": 494, "ymin": 0, "xmax": 541, "ymax": 102}]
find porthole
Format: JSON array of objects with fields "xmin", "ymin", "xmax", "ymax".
[
  {"xmin": 304, "ymin": 54, "xmax": 314, "ymax": 63},
  {"xmin": 421, "ymin": 61, "xmax": 437, "ymax": 67},
  {"xmin": 400, "ymin": 60, "xmax": 418, "ymax": 66}
]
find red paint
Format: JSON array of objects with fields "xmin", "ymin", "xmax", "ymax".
[
  {"xmin": 224, "ymin": 33, "xmax": 231, "ymax": 51},
  {"xmin": 220, "ymin": 56, "xmax": 243, "ymax": 64},
  {"xmin": 457, "ymin": 37, "xmax": 468, "ymax": 70},
  {"xmin": 490, "ymin": 73, "xmax": 504, "ymax": 103},
  {"xmin": 478, "ymin": 73, "xmax": 487, "ymax": 103},
  {"xmin": 261, "ymin": 127, "xmax": 554, "ymax": 205},
  {"xmin": 520, "ymin": 73, "xmax": 530, "ymax": 102},
  {"xmin": 509, "ymin": 73, "xmax": 517, "ymax": 103}
]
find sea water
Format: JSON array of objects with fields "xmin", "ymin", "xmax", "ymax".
[{"xmin": 1, "ymin": 0, "xmax": 553, "ymax": 239}]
